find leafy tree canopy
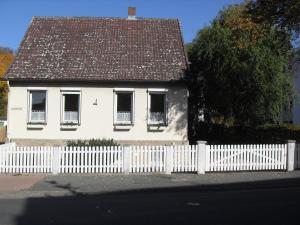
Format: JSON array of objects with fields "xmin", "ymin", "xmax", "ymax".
[
  {"xmin": 0, "ymin": 47, "xmax": 14, "ymax": 117},
  {"xmin": 188, "ymin": 4, "xmax": 293, "ymax": 126},
  {"xmin": 247, "ymin": 0, "xmax": 300, "ymax": 40}
]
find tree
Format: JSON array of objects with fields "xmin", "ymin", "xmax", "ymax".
[
  {"xmin": 0, "ymin": 47, "xmax": 14, "ymax": 117},
  {"xmin": 188, "ymin": 4, "xmax": 293, "ymax": 127},
  {"xmin": 247, "ymin": 0, "xmax": 300, "ymax": 39}
]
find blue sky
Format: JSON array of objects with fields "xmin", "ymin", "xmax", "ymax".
[{"xmin": 1, "ymin": 0, "xmax": 243, "ymax": 51}]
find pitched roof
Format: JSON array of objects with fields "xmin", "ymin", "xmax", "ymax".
[{"xmin": 5, "ymin": 17, "xmax": 188, "ymax": 82}]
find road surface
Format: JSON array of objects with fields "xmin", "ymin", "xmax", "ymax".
[{"xmin": 0, "ymin": 175, "xmax": 299, "ymax": 225}]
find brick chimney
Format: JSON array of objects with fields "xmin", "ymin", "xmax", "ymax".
[{"xmin": 128, "ymin": 7, "xmax": 136, "ymax": 20}]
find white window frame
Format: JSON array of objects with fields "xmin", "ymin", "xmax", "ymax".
[
  {"xmin": 27, "ymin": 89, "xmax": 48, "ymax": 124},
  {"xmin": 147, "ymin": 89, "xmax": 168, "ymax": 126},
  {"xmin": 113, "ymin": 88, "xmax": 135, "ymax": 125},
  {"xmin": 60, "ymin": 89, "xmax": 81, "ymax": 125}
]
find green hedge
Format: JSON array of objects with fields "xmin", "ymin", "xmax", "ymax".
[
  {"xmin": 66, "ymin": 138, "xmax": 119, "ymax": 147},
  {"xmin": 192, "ymin": 122, "xmax": 300, "ymax": 144}
]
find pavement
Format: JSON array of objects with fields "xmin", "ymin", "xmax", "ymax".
[
  {"xmin": 0, "ymin": 175, "xmax": 44, "ymax": 193},
  {"xmin": 0, "ymin": 171, "xmax": 300, "ymax": 225},
  {"xmin": 1, "ymin": 171, "xmax": 300, "ymax": 198}
]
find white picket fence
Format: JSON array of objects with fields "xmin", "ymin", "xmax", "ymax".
[
  {"xmin": 0, "ymin": 143, "xmax": 295, "ymax": 174},
  {"xmin": 207, "ymin": 144, "xmax": 287, "ymax": 172},
  {"xmin": 173, "ymin": 145, "xmax": 197, "ymax": 172},
  {"xmin": 0, "ymin": 146, "xmax": 52, "ymax": 173},
  {"xmin": 130, "ymin": 146, "xmax": 166, "ymax": 173},
  {"xmin": 60, "ymin": 146, "xmax": 123, "ymax": 173}
]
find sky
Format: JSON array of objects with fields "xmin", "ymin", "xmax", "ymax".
[{"xmin": 1, "ymin": 0, "xmax": 243, "ymax": 51}]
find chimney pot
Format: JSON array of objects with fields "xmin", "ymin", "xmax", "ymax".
[{"xmin": 128, "ymin": 7, "xmax": 136, "ymax": 20}]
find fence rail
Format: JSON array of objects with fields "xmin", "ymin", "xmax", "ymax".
[{"xmin": 0, "ymin": 142, "xmax": 297, "ymax": 174}]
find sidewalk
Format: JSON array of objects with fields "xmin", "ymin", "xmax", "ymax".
[
  {"xmin": 0, "ymin": 175, "xmax": 45, "ymax": 193},
  {"xmin": 1, "ymin": 171, "xmax": 300, "ymax": 199}
]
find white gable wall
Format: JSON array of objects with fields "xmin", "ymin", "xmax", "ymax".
[{"xmin": 7, "ymin": 82, "xmax": 188, "ymax": 145}]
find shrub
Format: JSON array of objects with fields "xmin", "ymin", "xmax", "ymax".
[
  {"xmin": 191, "ymin": 122, "xmax": 300, "ymax": 144},
  {"xmin": 66, "ymin": 138, "xmax": 119, "ymax": 147}
]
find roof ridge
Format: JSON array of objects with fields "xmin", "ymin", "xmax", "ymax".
[{"xmin": 32, "ymin": 16, "xmax": 179, "ymax": 21}]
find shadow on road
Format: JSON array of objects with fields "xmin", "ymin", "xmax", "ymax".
[{"xmin": 15, "ymin": 176, "xmax": 300, "ymax": 225}]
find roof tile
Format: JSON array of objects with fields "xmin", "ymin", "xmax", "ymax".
[{"xmin": 5, "ymin": 17, "xmax": 188, "ymax": 82}]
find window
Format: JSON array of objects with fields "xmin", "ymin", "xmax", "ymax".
[
  {"xmin": 148, "ymin": 90, "xmax": 167, "ymax": 125},
  {"xmin": 28, "ymin": 90, "xmax": 47, "ymax": 123},
  {"xmin": 61, "ymin": 90, "xmax": 81, "ymax": 124},
  {"xmin": 114, "ymin": 89, "xmax": 134, "ymax": 124}
]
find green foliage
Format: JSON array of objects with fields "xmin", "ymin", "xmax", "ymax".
[
  {"xmin": 188, "ymin": 4, "xmax": 293, "ymax": 128},
  {"xmin": 0, "ymin": 47, "xmax": 14, "ymax": 117},
  {"xmin": 193, "ymin": 122, "xmax": 300, "ymax": 144},
  {"xmin": 247, "ymin": 0, "xmax": 300, "ymax": 39},
  {"xmin": 66, "ymin": 138, "xmax": 119, "ymax": 147}
]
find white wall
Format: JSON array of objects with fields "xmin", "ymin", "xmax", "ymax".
[{"xmin": 7, "ymin": 82, "xmax": 188, "ymax": 144}]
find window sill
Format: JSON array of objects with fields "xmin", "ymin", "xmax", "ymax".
[
  {"xmin": 114, "ymin": 123, "xmax": 133, "ymax": 131},
  {"xmin": 27, "ymin": 123, "xmax": 46, "ymax": 130},
  {"xmin": 60, "ymin": 123, "xmax": 79, "ymax": 130},
  {"xmin": 147, "ymin": 124, "xmax": 167, "ymax": 132}
]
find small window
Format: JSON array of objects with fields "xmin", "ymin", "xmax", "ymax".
[
  {"xmin": 28, "ymin": 90, "xmax": 47, "ymax": 123},
  {"xmin": 148, "ymin": 92, "xmax": 167, "ymax": 125},
  {"xmin": 61, "ymin": 91, "xmax": 81, "ymax": 124},
  {"xmin": 114, "ymin": 91, "xmax": 134, "ymax": 124}
]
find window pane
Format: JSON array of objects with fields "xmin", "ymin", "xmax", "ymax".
[
  {"xmin": 150, "ymin": 94, "xmax": 165, "ymax": 113},
  {"xmin": 64, "ymin": 94, "xmax": 79, "ymax": 112},
  {"xmin": 116, "ymin": 92, "xmax": 132, "ymax": 122},
  {"xmin": 31, "ymin": 91, "xmax": 46, "ymax": 121},
  {"xmin": 117, "ymin": 93, "xmax": 132, "ymax": 112},
  {"xmin": 31, "ymin": 91, "xmax": 46, "ymax": 111},
  {"xmin": 64, "ymin": 94, "xmax": 79, "ymax": 121},
  {"xmin": 150, "ymin": 94, "xmax": 165, "ymax": 123}
]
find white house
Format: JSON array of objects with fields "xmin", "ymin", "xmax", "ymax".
[{"xmin": 4, "ymin": 8, "xmax": 189, "ymax": 146}]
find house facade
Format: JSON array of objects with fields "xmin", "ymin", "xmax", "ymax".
[{"xmin": 5, "ymin": 9, "xmax": 189, "ymax": 146}]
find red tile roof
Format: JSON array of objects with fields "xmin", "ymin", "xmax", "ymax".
[{"xmin": 5, "ymin": 17, "xmax": 188, "ymax": 82}]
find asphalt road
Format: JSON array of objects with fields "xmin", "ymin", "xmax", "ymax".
[{"xmin": 1, "ymin": 176, "xmax": 300, "ymax": 225}]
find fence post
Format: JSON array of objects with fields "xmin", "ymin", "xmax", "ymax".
[
  {"xmin": 197, "ymin": 140, "xmax": 207, "ymax": 174},
  {"xmin": 287, "ymin": 140, "xmax": 296, "ymax": 171},
  {"xmin": 52, "ymin": 146, "xmax": 61, "ymax": 175},
  {"xmin": 165, "ymin": 146, "xmax": 174, "ymax": 175},
  {"xmin": 123, "ymin": 146, "xmax": 131, "ymax": 174}
]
